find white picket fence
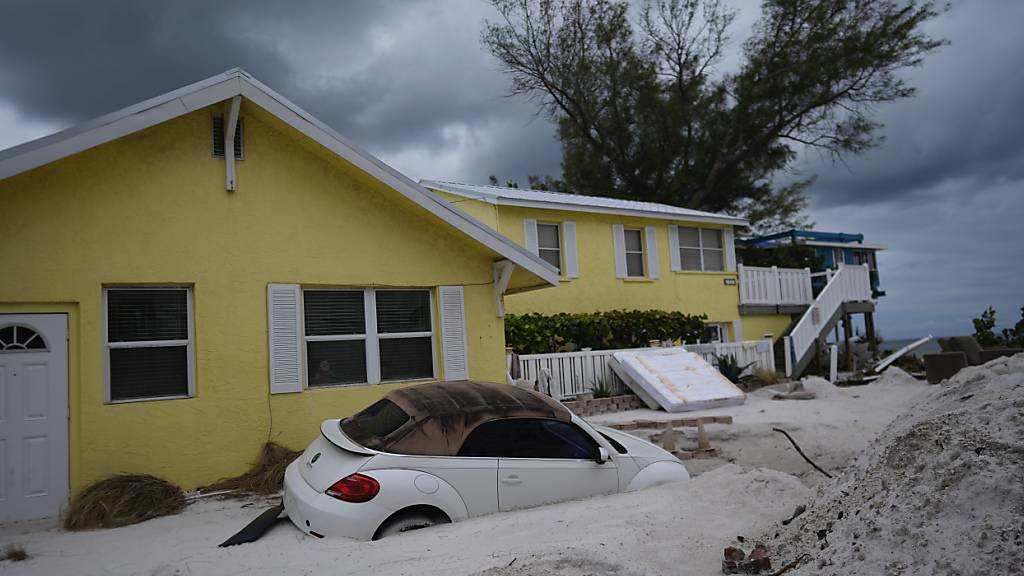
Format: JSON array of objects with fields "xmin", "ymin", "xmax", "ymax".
[
  {"xmin": 513, "ymin": 340, "xmax": 776, "ymax": 401},
  {"xmin": 738, "ymin": 265, "xmax": 813, "ymax": 306}
]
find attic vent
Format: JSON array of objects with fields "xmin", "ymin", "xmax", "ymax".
[{"xmin": 212, "ymin": 115, "xmax": 244, "ymax": 159}]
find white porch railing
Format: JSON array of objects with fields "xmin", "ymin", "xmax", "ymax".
[
  {"xmin": 738, "ymin": 265, "xmax": 813, "ymax": 306},
  {"xmin": 514, "ymin": 340, "xmax": 776, "ymax": 401},
  {"xmin": 785, "ymin": 264, "xmax": 872, "ymax": 374}
]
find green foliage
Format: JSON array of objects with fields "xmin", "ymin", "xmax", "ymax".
[
  {"xmin": 483, "ymin": 0, "xmax": 945, "ymax": 233},
  {"xmin": 713, "ymin": 354, "xmax": 756, "ymax": 385},
  {"xmin": 973, "ymin": 306, "xmax": 1024, "ymax": 348},
  {"xmin": 738, "ymin": 244, "xmax": 825, "ymax": 271},
  {"xmin": 590, "ymin": 376, "xmax": 616, "ymax": 398},
  {"xmin": 505, "ymin": 309, "xmax": 707, "ymax": 354}
]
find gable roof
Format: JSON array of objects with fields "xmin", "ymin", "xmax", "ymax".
[
  {"xmin": 0, "ymin": 69, "xmax": 558, "ymax": 290},
  {"xmin": 421, "ymin": 180, "xmax": 748, "ymax": 226}
]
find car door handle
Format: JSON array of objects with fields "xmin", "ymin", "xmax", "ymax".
[{"xmin": 501, "ymin": 475, "xmax": 522, "ymax": 485}]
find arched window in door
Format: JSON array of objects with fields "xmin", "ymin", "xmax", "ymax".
[{"xmin": 0, "ymin": 325, "xmax": 48, "ymax": 351}]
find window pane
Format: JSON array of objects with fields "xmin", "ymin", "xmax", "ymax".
[
  {"xmin": 700, "ymin": 228, "xmax": 722, "ymax": 249},
  {"xmin": 625, "ymin": 252, "xmax": 645, "ymax": 277},
  {"xmin": 376, "ymin": 290, "xmax": 431, "ymax": 333},
  {"xmin": 704, "ymin": 325, "xmax": 723, "ymax": 343},
  {"xmin": 306, "ymin": 340, "xmax": 367, "ymax": 386},
  {"xmin": 458, "ymin": 419, "xmax": 598, "ymax": 459},
  {"xmin": 539, "ymin": 248, "xmax": 561, "ymax": 272},
  {"xmin": 703, "ymin": 248, "xmax": 724, "ymax": 271},
  {"xmin": 379, "ymin": 337, "xmax": 433, "ymax": 381},
  {"xmin": 110, "ymin": 345, "xmax": 188, "ymax": 400},
  {"xmin": 623, "ymin": 229, "xmax": 643, "ymax": 252},
  {"xmin": 304, "ymin": 291, "xmax": 364, "ymax": 336},
  {"xmin": 680, "ymin": 248, "xmax": 702, "ymax": 270},
  {"xmin": 537, "ymin": 223, "xmax": 560, "ymax": 250},
  {"xmin": 107, "ymin": 289, "xmax": 188, "ymax": 342},
  {"xmin": 341, "ymin": 399, "xmax": 410, "ymax": 448},
  {"xmin": 678, "ymin": 226, "xmax": 700, "ymax": 248}
]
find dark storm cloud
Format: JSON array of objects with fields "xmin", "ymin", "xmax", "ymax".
[{"xmin": 0, "ymin": 0, "xmax": 562, "ymax": 182}]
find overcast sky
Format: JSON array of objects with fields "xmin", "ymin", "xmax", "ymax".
[{"xmin": 1, "ymin": 0, "xmax": 1021, "ymax": 339}]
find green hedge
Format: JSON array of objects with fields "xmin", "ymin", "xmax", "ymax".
[{"xmin": 505, "ymin": 310, "xmax": 707, "ymax": 354}]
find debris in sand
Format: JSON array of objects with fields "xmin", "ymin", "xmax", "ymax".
[
  {"xmin": 762, "ymin": 353, "xmax": 1024, "ymax": 575},
  {"xmin": 722, "ymin": 543, "xmax": 771, "ymax": 574},
  {"xmin": 201, "ymin": 442, "xmax": 300, "ymax": 495},
  {"xmin": 63, "ymin": 474, "xmax": 186, "ymax": 530},
  {"xmin": 2, "ymin": 544, "xmax": 29, "ymax": 562},
  {"xmin": 771, "ymin": 381, "xmax": 816, "ymax": 401},
  {"xmin": 772, "ymin": 428, "xmax": 833, "ymax": 479}
]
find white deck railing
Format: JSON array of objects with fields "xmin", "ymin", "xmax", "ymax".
[
  {"xmin": 514, "ymin": 340, "xmax": 776, "ymax": 400},
  {"xmin": 738, "ymin": 265, "xmax": 813, "ymax": 306},
  {"xmin": 785, "ymin": 264, "xmax": 872, "ymax": 374}
]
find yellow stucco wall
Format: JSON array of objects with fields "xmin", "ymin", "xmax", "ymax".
[
  {"xmin": 740, "ymin": 314, "xmax": 795, "ymax": 343},
  {"xmin": 0, "ymin": 102, "xmax": 511, "ymax": 493},
  {"xmin": 435, "ymin": 200, "xmax": 743, "ymax": 326}
]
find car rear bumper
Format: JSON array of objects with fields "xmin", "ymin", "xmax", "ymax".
[{"xmin": 283, "ymin": 460, "xmax": 390, "ymax": 540}]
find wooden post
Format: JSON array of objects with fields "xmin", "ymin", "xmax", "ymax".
[
  {"xmin": 865, "ymin": 312, "xmax": 878, "ymax": 356},
  {"xmin": 843, "ymin": 314, "xmax": 854, "ymax": 371}
]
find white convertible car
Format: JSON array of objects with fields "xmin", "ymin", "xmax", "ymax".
[{"xmin": 283, "ymin": 381, "xmax": 689, "ymax": 540}]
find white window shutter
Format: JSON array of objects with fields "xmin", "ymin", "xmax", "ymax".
[
  {"xmin": 267, "ymin": 283, "xmax": 302, "ymax": 394},
  {"xmin": 439, "ymin": 286, "xmax": 469, "ymax": 381},
  {"xmin": 724, "ymin": 226, "xmax": 737, "ymax": 272},
  {"xmin": 668, "ymin": 225, "xmax": 681, "ymax": 271},
  {"xmin": 523, "ymin": 219, "xmax": 539, "ymax": 254},
  {"xmin": 562, "ymin": 221, "xmax": 579, "ymax": 278},
  {"xmin": 645, "ymin": 226, "xmax": 660, "ymax": 279},
  {"xmin": 612, "ymin": 224, "xmax": 627, "ymax": 278}
]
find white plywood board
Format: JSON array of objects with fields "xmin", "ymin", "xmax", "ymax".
[{"xmin": 612, "ymin": 347, "xmax": 747, "ymax": 413}]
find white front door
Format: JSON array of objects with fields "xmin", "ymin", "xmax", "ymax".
[{"xmin": 0, "ymin": 314, "xmax": 69, "ymax": 523}]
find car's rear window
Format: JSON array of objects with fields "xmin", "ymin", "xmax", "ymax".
[{"xmin": 340, "ymin": 399, "xmax": 410, "ymax": 447}]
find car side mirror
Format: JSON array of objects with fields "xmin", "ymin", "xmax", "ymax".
[{"xmin": 596, "ymin": 446, "xmax": 610, "ymax": 464}]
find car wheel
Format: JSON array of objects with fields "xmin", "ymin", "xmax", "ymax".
[{"xmin": 373, "ymin": 510, "xmax": 450, "ymax": 540}]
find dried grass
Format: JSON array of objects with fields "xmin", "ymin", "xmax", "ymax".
[
  {"xmin": 753, "ymin": 367, "xmax": 780, "ymax": 387},
  {"xmin": 3, "ymin": 544, "xmax": 29, "ymax": 562},
  {"xmin": 63, "ymin": 474, "xmax": 186, "ymax": 531},
  {"xmin": 201, "ymin": 442, "xmax": 300, "ymax": 495}
]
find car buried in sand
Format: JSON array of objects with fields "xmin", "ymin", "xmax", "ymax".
[{"xmin": 282, "ymin": 380, "xmax": 689, "ymax": 540}]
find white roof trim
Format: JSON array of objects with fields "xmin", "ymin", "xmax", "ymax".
[
  {"xmin": 800, "ymin": 240, "xmax": 887, "ymax": 251},
  {"xmin": 421, "ymin": 180, "xmax": 748, "ymax": 226},
  {"xmin": 0, "ymin": 69, "xmax": 559, "ymax": 289}
]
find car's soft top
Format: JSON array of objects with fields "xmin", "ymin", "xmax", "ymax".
[{"xmin": 342, "ymin": 380, "xmax": 571, "ymax": 456}]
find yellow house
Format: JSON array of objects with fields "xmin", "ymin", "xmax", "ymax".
[
  {"xmin": 422, "ymin": 181, "xmax": 795, "ymax": 344},
  {"xmin": 0, "ymin": 69, "xmax": 559, "ymax": 523}
]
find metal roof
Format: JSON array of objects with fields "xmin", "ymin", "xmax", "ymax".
[
  {"xmin": 421, "ymin": 180, "xmax": 748, "ymax": 226},
  {"xmin": 0, "ymin": 69, "xmax": 560, "ymax": 290}
]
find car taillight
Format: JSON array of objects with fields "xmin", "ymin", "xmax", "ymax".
[{"xmin": 325, "ymin": 473, "xmax": 380, "ymax": 502}]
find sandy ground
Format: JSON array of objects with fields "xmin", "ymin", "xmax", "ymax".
[{"xmin": 0, "ymin": 371, "xmax": 933, "ymax": 576}]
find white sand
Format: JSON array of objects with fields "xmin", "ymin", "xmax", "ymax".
[
  {"xmin": 763, "ymin": 355, "xmax": 1024, "ymax": 575},
  {"xmin": 0, "ymin": 367, "xmax": 946, "ymax": 576}
]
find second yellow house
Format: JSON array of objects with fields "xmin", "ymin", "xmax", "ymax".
[{"xmin": 422, "ymin": 181, "xmax": 792, "ymax": 344}]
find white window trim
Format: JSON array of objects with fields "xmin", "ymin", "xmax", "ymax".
[
  {"xmin": 535, "ymin": 221, "xmax": 562, "ymax": 274},
  {"xmin": 103, "ymin": 286, "xmax": 196, "ymax": 404},
  {"xmin": 677, "ymin": 226, "xmax": 725, "ymax": 272},
  {"xmin": 623, "ymin": 227, "xmax": 645, "ymax": 278},
  {"xmin": 301, "ymin": 287, "xmax": 437, "ymax": 388}
]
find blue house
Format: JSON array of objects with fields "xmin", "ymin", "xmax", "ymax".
[{"xmin": 739, "ymin": 229, "xmax": 886, "ymax": 298}]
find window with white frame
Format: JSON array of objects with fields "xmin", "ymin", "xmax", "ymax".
[
  {"xmin": 105, "ymin": 287, "xmax": 193, "ymax": 401},
  {"xmin": 704, "ymin": 323, "xmax": 726, "ymax": 343},
  {"xmin": 678, "ymin": 227, "xmax": 724, "ymax": 271},
  {"xmin": 623, "ymin": 228, "xmax": 645, "ymax": 277},
  {"xmin": 536, "ymin": 222, "xmax": 562, "ymax": 273},
  {"xmin": 303, "ymin": 289, "xmax": 434, "ymax": 387}
]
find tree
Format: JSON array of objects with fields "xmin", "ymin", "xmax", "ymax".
[{"xmin": 482, "ymin": 0, "xmax": 945, "ymax": 232}]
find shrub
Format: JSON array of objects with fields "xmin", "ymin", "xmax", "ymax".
[
  {"xmin": 714, "ymin": 354, "xmax": 756, "ymax": 387},
  {"xmin": 590, "ymin": 376, "xmax": 616, "ymax": 399},
  {"xmin": 505, "ymin": 309, "xmax": 707, "ymax": 354}
]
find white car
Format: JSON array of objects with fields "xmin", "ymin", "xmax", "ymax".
[{"xmin": 283, "ymin": 381, "xmax": 689, "ymax": 540}]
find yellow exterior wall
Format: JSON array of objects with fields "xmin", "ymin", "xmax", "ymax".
[
  {"xmin": 448, "ymin": 201, "xmax": 743, "ymax": 326},
  {"xmin": 0, "ymin": 102, "xmax": 511, "ymax": 493},
  {"xmin": 740, "ymin": 315, "xmax": 794, "ymax": 343}
]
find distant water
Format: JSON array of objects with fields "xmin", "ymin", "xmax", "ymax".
[{"xmin": 881, "ymin": 337, "xmax": 951, "ymax": 356}]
